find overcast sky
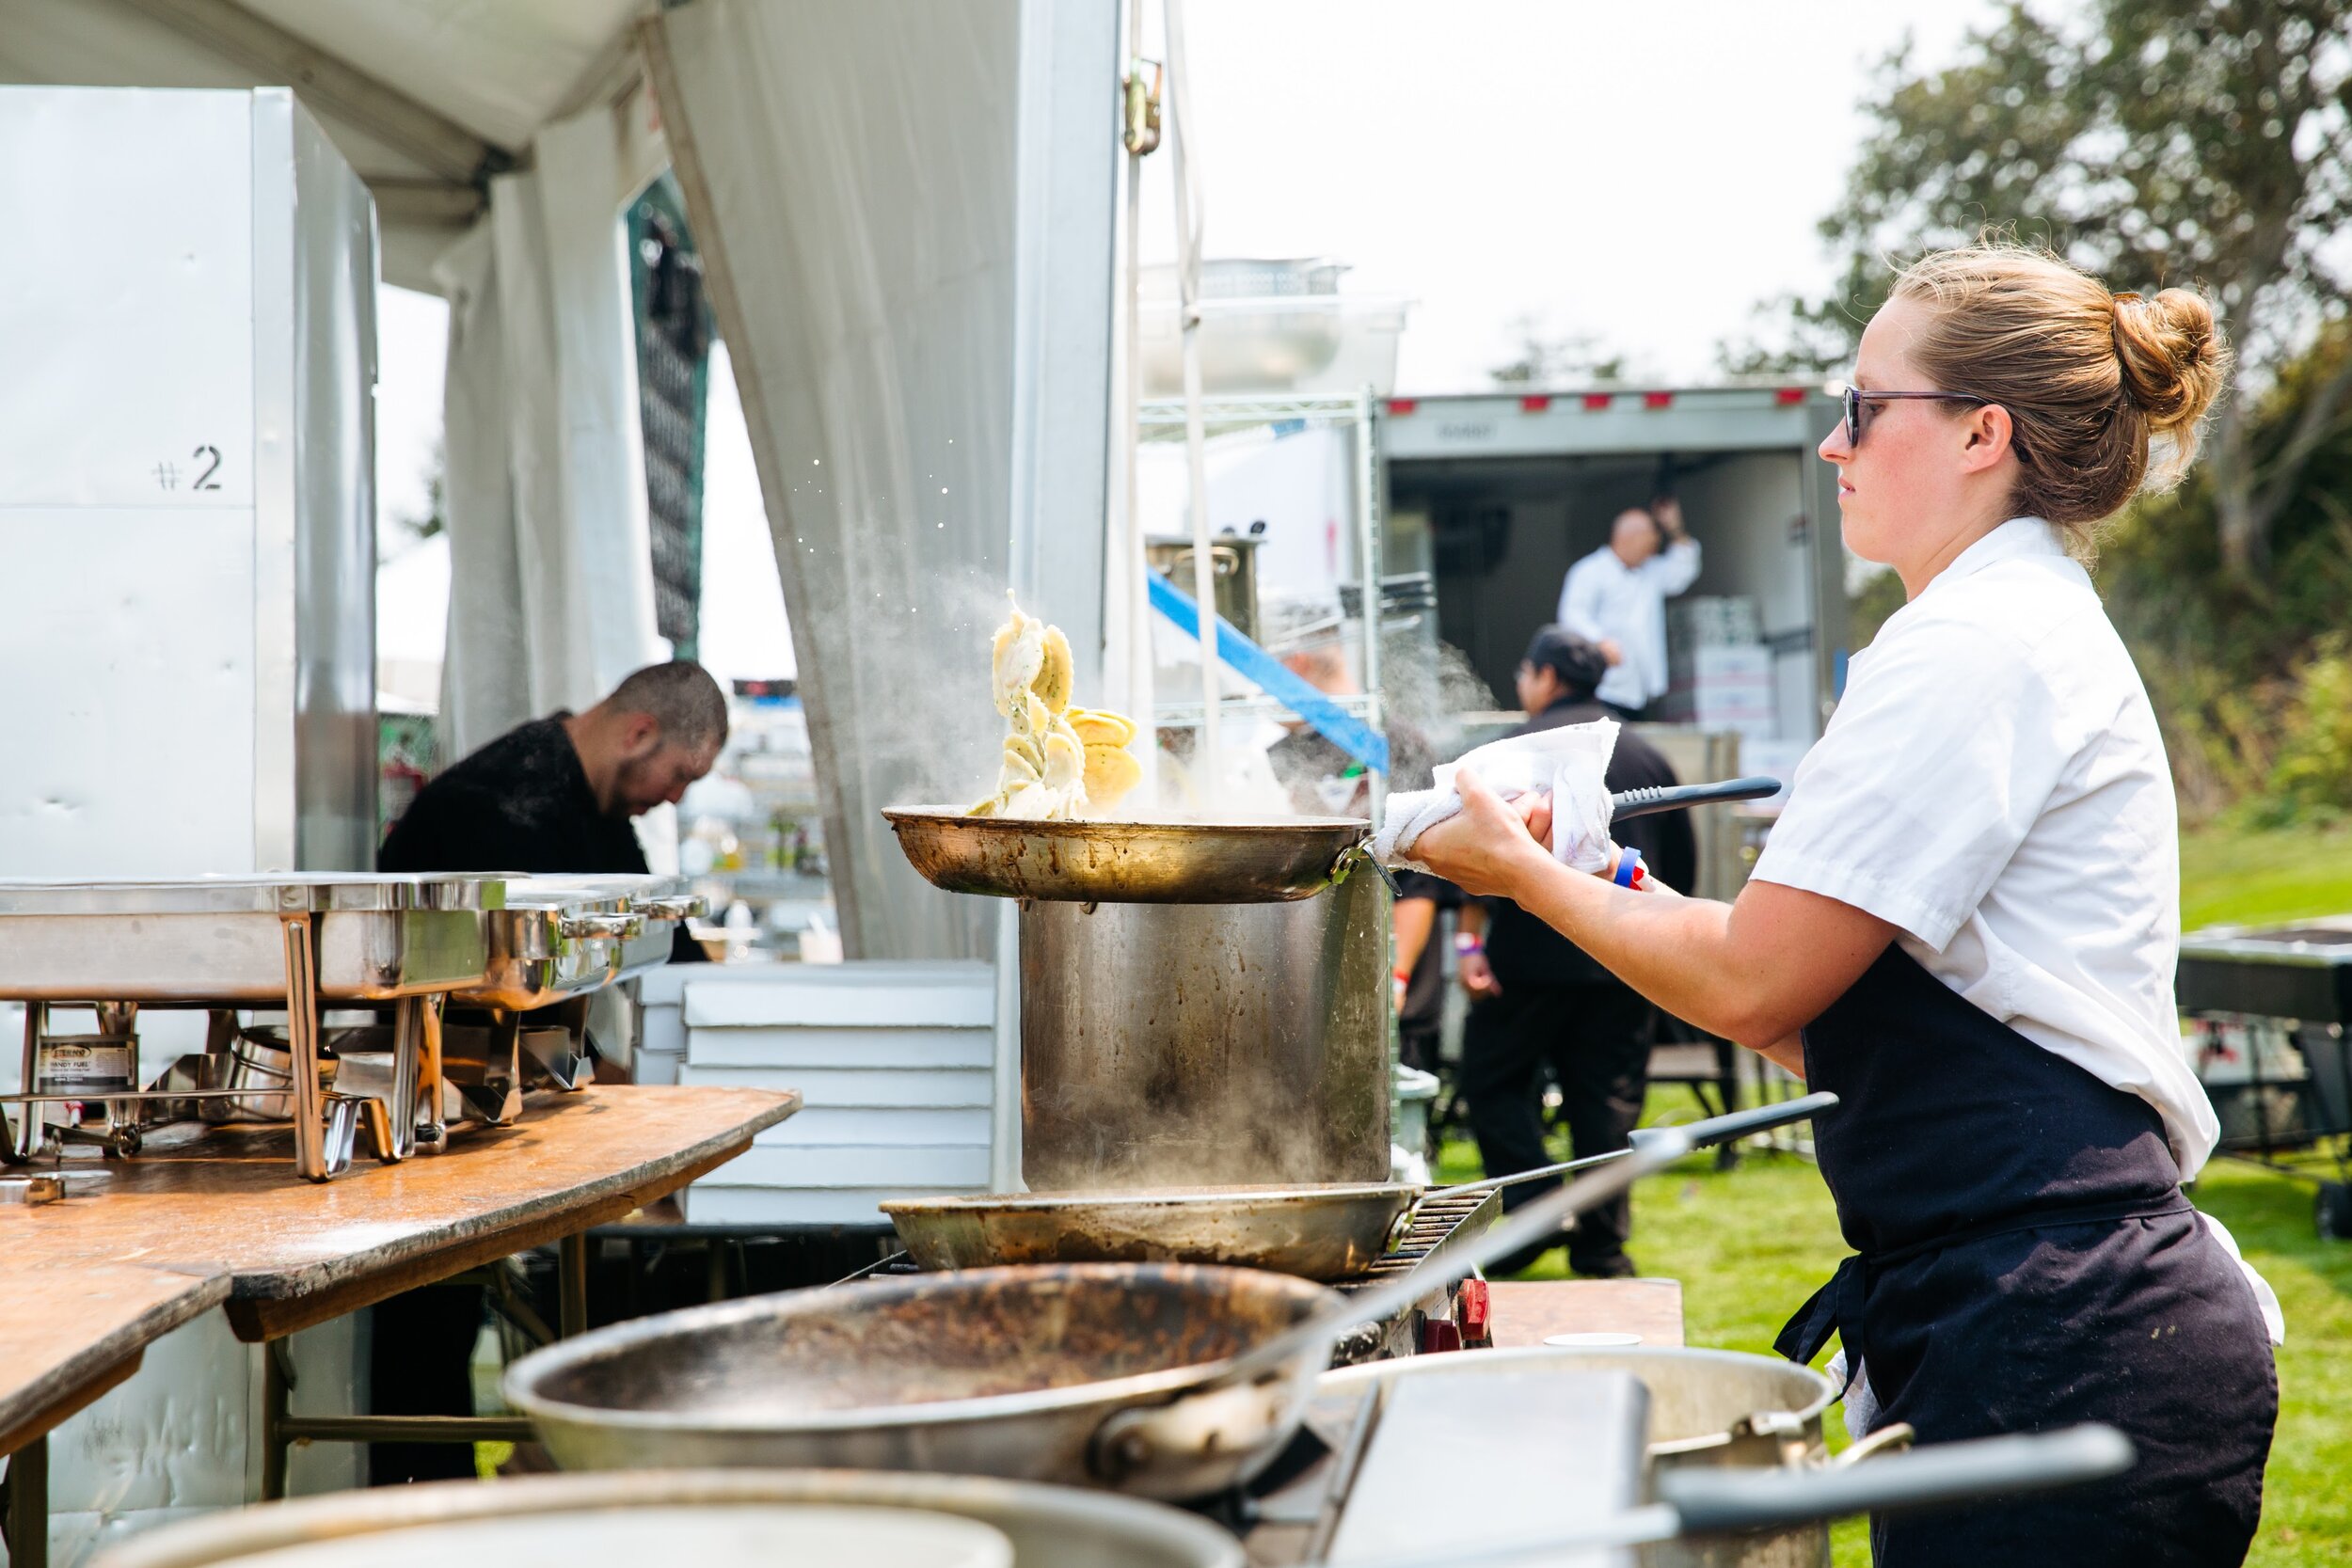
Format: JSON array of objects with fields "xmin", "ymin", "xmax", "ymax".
[{"xmin": 377, "ymin": 0, "xmax": 2008, "ymax": 679}]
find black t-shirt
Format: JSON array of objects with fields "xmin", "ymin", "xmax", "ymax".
[
  {"xmin": 1393, "ymin": 868, "xmax": 1461, "ymax": 1031},
  {"xmin": 379, "ymin": 715, "xmax": 650, "ymax": 876},
  {"xmin": 1482, "ymin": 700, "xmax": 1696, "ymax": 990}
]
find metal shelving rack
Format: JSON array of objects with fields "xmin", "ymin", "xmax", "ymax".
[{"xmin": 1135, "ymin": 387, "xmax": 1390, "ymax": 821}]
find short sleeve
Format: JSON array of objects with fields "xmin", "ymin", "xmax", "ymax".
[{"xmin": 1751, "ymin": 611, "xmax": 2073, "ymax": 951}]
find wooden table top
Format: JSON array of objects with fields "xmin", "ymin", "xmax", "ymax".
[
  {"xmin": 0, "ymin": 1262, "xmax": 230, "ymax": 1455},
  {"xmin": 0, "ymin": 1085, "xmax": 797, "ymax": 1340},
  {"xmin": 1485, "ymin": 1277, "xmax": 1686, "ymax": 1348}
]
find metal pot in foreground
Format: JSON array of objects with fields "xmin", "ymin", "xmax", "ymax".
[{"xmin": 1320, "ymin": 1346, "xmax": 1842, "ymax": 1568}]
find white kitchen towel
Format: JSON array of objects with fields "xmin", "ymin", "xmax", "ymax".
[{"xmin": 1375, "ymin": 719, "xmax": 1619, "ymax": 874}]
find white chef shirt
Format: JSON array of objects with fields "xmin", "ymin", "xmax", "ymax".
[
  {"xmin": 1754, "ymin": 517, "xmax": 2282, "ymax": 1347},
  {"xmin": 1556, "ymin": 538, "xmax": 1702, "ymax": 710},
  {"xmin": 1753, "ymin": 517, "xmax": 2216, "ymax": 1173}
]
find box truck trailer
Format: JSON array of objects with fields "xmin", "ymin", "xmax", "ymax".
[{"xmin": 1380, "ymin": 383, "xmax": 1851, "ymax": 760}]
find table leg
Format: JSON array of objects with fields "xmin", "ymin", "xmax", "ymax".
[
  {"xmin": 260, "ymin": 1339, "xmax": 294, "ymax": 1501},
  {"xmin": 559, "ymin": 1235, "xmax": 589, "ymax": 1339},
  {"xmin": 2, "ymin": 1435, "xmax": 47, "ymax": 1568},
  {"xmin": 1713, "ymin": 1037, "xmax": 1742, "ymax": 1171}
]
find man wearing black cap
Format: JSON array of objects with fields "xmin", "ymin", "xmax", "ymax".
[{"xmin": 1454, "ymin": 626, "xmax": 1695, "ymax": 1276}]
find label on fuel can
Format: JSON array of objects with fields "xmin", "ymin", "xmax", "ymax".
[{"xmin": 36, "ymin": 1039, "xmax": 134, "ymax": 1094}]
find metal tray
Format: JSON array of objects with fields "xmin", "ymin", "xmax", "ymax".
[
  {"xmin": 882, "ymin": 810, "xmax": 1372, "ymax": 904},
  {"xmin": 456, "ymin": 875, "xmax": 701, "ymax": 1011},
  {"xmin": 0, "ymin": 875, "xmax": 501, "ymax": 1002}
]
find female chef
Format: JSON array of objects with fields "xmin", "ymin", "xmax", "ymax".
[{"xmin": 1411, "ymin": 245, "xmax": 2279, "ymax": 1567}]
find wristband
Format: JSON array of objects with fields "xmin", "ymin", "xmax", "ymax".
[
  {"xmin": 1612, "ymin": 848, "xmax": 1645, "ymax": 889},
  {"xmin": 1452, "ymin": 932, "xmax": 1485, "ymax": 955},
  {"xmin": 1391, "ymin": 967, "xmax": 1413, "ymax": 986}
]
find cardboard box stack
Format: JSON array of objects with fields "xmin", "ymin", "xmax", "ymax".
[{"xmin": 1655, "ymin": 595, "xmax": 1777, "ymax": 738}]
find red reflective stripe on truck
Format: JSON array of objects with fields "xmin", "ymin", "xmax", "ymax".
[
  {"xmin": 1519, "ymin": 394, "xmax": 1551, "ymax": 412},
  {"xmin": 1386, "ymin": 398, "xmax": 1418, "ymax": 416},
  {"xmin": 1581, "ymin": 392, "xmax": 1613, "ymax": 411},
  {"xmin": 1775, "ymin": 387, "xmax": 1808, "ymax": 404},
  {"xmin": 1643, "ymin": 391, "xmax": 1675, "ymax": 409}
]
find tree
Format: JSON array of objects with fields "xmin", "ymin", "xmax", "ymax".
[
  {"xmin": 1489, "ymin": 314, "xmax": 1626, "ymax": 387},
  {"xmin": 1741, "ymin": 0, "xmax": 2352, "ymax": 577},
  {"xmin": 395, "ymin": 440, "xmax": 446, "ymax": 547},
  {"xmin": 2098, "ymin": 322, "xmax": 2352, "ymax": 816}
]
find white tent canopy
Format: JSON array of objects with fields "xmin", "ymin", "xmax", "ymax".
[
  {"xmin": 0, "ymin": 0, "xmax": 644, "ymax": 287},
  {"xmin": 1, "ymin": 0, "xmax": 1121, "ymax": 958}
]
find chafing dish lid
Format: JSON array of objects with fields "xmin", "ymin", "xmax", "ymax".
[
  {"xmin": 499, "ymin": 874, "xmax": 691, "ymax": 911},
  {"xmin": 0, "ymin": 874, "xmax": 505, "ymax": 915}
]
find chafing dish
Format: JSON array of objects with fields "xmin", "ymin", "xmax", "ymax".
[
  {"xmin": 454, "ymin": 875, "xmax": 701, "ymax": 1012},
  {"xmin": 0, "ymin": 875, "xmax": 497, "ymax": 1002},
  {"xmin": 0, "ymin": 875, "xmax": 500, "ymax": 1180},
  {"xmin": 422, "ymin": 874, "xmax": 703, "ymax": 1130}
]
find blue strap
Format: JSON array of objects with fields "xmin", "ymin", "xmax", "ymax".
[
  {"xmin": 1147, "ymin": 574, "xmax": 1391, "ymax": 776},
  {"xmin": 1613, "ymin": 848, "xmax": 1644, "ymax": 888}
]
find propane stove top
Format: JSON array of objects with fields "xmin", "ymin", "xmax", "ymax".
[{"xmin": 1327, "ymin": 1184, "xmax": 1502, "ymax": 1362}]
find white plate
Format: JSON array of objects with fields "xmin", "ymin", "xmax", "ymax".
[{"xmin": 1544, "ymin": 1331, "xmax": 1643, "ymax": 1348}]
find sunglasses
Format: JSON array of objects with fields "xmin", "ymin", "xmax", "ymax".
[{"xmin": 1840, "ymin": 386, "xmax": 1997, "ymax": 449}]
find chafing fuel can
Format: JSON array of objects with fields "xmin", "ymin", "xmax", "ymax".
[{"xmin": 34, "ymin": 1034, "xmax": 136, "ymax": 1095}]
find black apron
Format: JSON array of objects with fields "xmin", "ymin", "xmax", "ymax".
[{"xmin": 1775, "ymin": 946, "xmax": 2276, "ymax": 1566}]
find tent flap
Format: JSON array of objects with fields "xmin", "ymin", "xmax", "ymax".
[{"xmin": 648, "ymin": 0, "xmax": 1040, "ymax": 961}]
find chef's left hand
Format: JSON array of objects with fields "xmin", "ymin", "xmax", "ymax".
[{"xmin": 1409, "ymin": 767, "xmax": 1555, "ymax": 899}]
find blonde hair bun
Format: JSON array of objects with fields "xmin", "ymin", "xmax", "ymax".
[
  {"xmin": 2112, "ymin": 288, "xmax": 2229, "ymax": 438},
  {"xmin": 1890, "ymin": 244, "xmax": 2232, "ymax": 531}
]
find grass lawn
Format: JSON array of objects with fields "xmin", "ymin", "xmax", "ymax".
[{"xmin": 2181, "ymin": 820, "xmax": 2352, "ymax": 931}]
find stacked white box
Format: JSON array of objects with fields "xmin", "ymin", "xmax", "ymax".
[
  {"xmin": 1657, "ymin": 643, "xmax": 1778, "ymax": 737},
  {"xmin": 1667, "ymin": 595, "xmax": 1762, "ymax": 653}
]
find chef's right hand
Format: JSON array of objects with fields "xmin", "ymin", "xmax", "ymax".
[
  {"xmin": 1457, "ymin": 949, "xmax": 1502, "ymax": 1000},
  {"xmin": 1598, "ymin": 638, "xmax": 1625, "ymax": 667},
  {"xmin": 1409, "ymin": 767, "xmax": 1555, "ymax": 899}
]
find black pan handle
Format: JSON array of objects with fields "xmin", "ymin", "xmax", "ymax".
[
  {"xmin": 1443, "ymin": 1092, "xmax": 1838, "ymax": 1196},
  {"xmin": 1609, "ymin": 776, "xmax": 1781, "ymax": 821},
  {"xmin": 1659, "ymin": 1424, "xmax": 2136, "ymax": 1535},
  {"xmin": 1636, "ymin": 1091, "xmax": 1839, "ymax": 1153}
]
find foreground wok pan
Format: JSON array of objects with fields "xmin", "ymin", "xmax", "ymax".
[
  {"xmin": 508, "ymin": 1125, "xmax": 1718, "ymax": 1500},
  {"xmin": 883, "ymin": 1095, "xmax": 1836, "ymax": 1281},
  {"xmin": 503, "ymin": 1262, "xmax": 1337, "ymax": 1502}
]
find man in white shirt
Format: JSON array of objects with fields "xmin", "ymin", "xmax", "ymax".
[{"xmin": 1555, "ymin": 498, "xmax": 1701, "ymax": 719}]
